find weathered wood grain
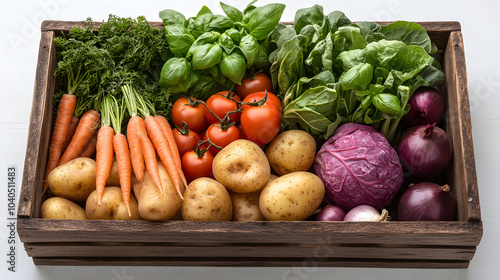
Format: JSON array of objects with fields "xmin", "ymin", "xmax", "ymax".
[
  {"xmin": 18, "ymin": 31, "xmax": 56, "ymax": 219},
  {"xmin": 443, "ymin": 31, "xmax": 481, "ymax": 222}
]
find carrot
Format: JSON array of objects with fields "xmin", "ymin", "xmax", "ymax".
[
  {"xmin": 126, "ymin": 116, "xmax": 145, "ymax": 182},
  {"xmin": 62, "ymin": 116, "xmax": 79, "ymax": 153},
  {"xmin": 155, "ymin": 115, "xmax": 188, "ymax": 189},
  {"xmin": 138, "ymin": 122, "xmax": 162, "ymax": 194},
  {"xmin": 144, "ymin": 115, "xmax": 183, "ymax": 199},
  {"xmin": 43, "ymin": 94, "xmax": 77, "ymax": 190},
  {"xmin": 113, "ymin": 133, "xmax": 132, "ymax": 216},
  {"xmin": 79, "ymin": 129, "xmax": 98, "ymax": 158},
  {"xmin": 59, "ymin": 109, "xmax": 100, "ymax": 166},
  {"xmin": 95, "ymin": 125, "xmax": 114, "ymax": 204}
]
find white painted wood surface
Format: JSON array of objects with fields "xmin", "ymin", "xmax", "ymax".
[{"xmin": 1, "ymin": 0, "xmax": 499, "ymax": 279}]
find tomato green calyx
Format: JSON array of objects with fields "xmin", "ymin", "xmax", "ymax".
[
  {"xmin": 240, "ymin": 90, "xmax": 269, "ymax": 107},
  {"xmin": 185, "ymin": 96, "xmax": 203, "ymax": 108},
  {"xmin": 176, "ymin": 122, "xmax": 192, "ymax": 136},
  {"xmin": 197, "ymin": 139, "xmax": 222, "ymax": 156}
]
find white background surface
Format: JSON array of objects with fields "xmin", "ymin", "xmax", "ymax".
[{"xmin": 1, "ymin": 0, "xmax": 499, "ymax": 279}]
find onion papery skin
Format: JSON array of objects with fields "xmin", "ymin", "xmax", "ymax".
[
  {"xmin": 343, "ymin": 205, "xmax": 388, "ymax": 222},
  {"xmin": 398, "ymin": 183, "xmax": 457, "ymax": 221},
  {"xmin": 403, "ymin": 87, "xmax": 445, "ymax": 127},
  {"xmin": 315, "ymin": 205, "xmax": 346, "ymax": 221},
  {"xmin": 398, "ymin": 124, "xmax": 452, "ymax": 178}
]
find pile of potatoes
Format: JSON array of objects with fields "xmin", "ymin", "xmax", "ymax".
[{"xmin": 41, "ymin": 130, "xmax": 326, "ymax": 222}]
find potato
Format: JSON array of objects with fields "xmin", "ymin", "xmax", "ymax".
[
  {"xmin": 230, "ymin": 175, "xmax": 277, "ymax": 221},
  {"xmin": 133, "ymin": 162, "xmax": 182, "ymax": 221},
  {"xmin": 48, "ymin": 157, "xmax": 96, "ymax": 203},
  {"xmin": 41, "ymin": 197, "xmax": 86, "ymax": 220},
  {"xmin": 259, "ymin": 171, "xmax": 325, "ymax": 221},
  {"xmin": 213, "ymin": 139, "xmax": 270, "ymax": 193},
  {"xmin": 106, "ymin": 158, "xmax": 135, "ymax": 187},
  {"xmin": 265, "ymin": 130, "xmax": 317, "ymax": 176},
  {"xmin": 86, "ymin": 187, "xmax": 141, "ymax": 220},
  {"xmin": 182, "ymin": 177, "xmax": 232, "ymax": 221}
]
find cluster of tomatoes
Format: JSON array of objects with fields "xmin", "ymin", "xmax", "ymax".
[{"xmin": 170, "ymin": 73, "xmax": 282, "ymax": 183}]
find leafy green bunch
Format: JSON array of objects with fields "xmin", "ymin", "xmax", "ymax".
[
  {"xmin": 159, "ymin": 1, "xmax": 285, "ymax": 100},
  {"xmin": 270, "ymin": 5, "xmax": 445, "ymax": 142}
]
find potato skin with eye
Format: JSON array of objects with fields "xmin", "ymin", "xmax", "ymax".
[
  {"xmin": 182, "ymin": 177, "xmax": 232, "ymax": 221},
  {"xmin": 230, "ymin": 175, "xmax": 278, "ymax": 221},
  {"xmin": 259, "ymin": 172, "xmax": 325, "ymax": 221},
  {"xmin": 41, "ymin": 197, "xmax": 87, "ymax": 220},
  {"xmin": 265, "ymin": 130, "xmax": 317, "ymax": 176},
  {"xmin": 212, "ymin": 139, "xmax": 270, "ymax": 193},
  {"xmin": 48, "ymin": 157, "xmax": 97, "ymax": 203}
]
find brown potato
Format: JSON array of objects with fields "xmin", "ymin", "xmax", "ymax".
[
  {"xmin": 182, "ymin": 177, "xmax": 232, "ymax": 221},
  {"xmin": 48, "ymin": 157, "xmax": 96, "ymax": 203},
  {"xmin": 86, "ymin": 187, "xmax": 141, "ymax": 220},
  {"xmin": 41, "ymin": 197, "xmax": 86, "ymax": 220},
  {"xmin": 230, "ymin": 175, "xmax": 277, "ymax": 221}
]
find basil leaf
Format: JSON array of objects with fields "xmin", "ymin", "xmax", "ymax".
[
  {"xmin": 226, "ymin": 28, "xmax": 243, "ymax": 44},
  {"xmin": 239, "ymin": 34, "xmax": 258, "ymax": 67},
  {"xmin": 218, "ymin": 32, "xmax": 235, "ymax": 54},
  {"xmin": 254, "ymin": 44, "xmax": 271, "ymax": 72},
  {"xmin": 189, "ymin": 13, "xmax": 215, "ymax": 38},
  {"xmin": 192, "ymin": 75, "xmax": 222, "ymax": 100},
  {"xmin": 192, "ymin": 43, "xmax": 223, "ymax": 70},
  {"xmin": 220, "ymin": 2, "xmax": 243, "ymax": 23},
  {"xmin": 209, "ymin": 15, "xmax": 234, "ymax": 30},
  {"xmin": 220, "ymin": 51, "xmax": 246, "ymax": 84},
  {"xmin": 160, "ymin": 57, "xmax": 192, "ymax": 89},
  {"xmin": 373, "ymin": 93, "xmax": 402, "ymax": 115},
  {"xmin": 380, "ymin": 21, "xmax": 432, "ymax": 53},
  {"xmin": 187, "ymin": 31, "xmax": 221, "ymax": 59},
  {"xmin": 294, "ymin": 5, "xmax": 324, "ymax": 34},
  {"xmin": 209, "ymin": 65, "xmax": 227, "ymax": 85},
  {"xmin": 340, "ymin": 63, "xmax": 374, "ymax": 90},
  {"xmin": 169, "ymin": 70, "xmax": 200, "ymax": 94},
  {"xmin": 159, "ymin": 9, "xmax": 186, "ymax": 26},
  {"xmin": 245, "ymin": 3, "xmax": 286, "ymax": 40},
  {"xmin": 164, "ymin": 24, "xmax": 195, "ymax": 56},
  {"xmin": 197, "ymin": 6, "xmax": 213, "ymax": 17}
]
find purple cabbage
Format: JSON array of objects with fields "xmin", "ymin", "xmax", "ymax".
[{"xmin": 313, "ymin": 123, "xmax": 403, "ymax": 211}]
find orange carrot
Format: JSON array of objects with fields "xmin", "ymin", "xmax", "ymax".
[
  {"xmin": 79, "ymin": 129, "xmax": 98, "ymax": 158},
  {"xmin": 95, "ymin": 125, "xmax": 115, "ymax": 205},
  {"xmin": 127, "ymin": 116, "xmax": 145, "ymax": 182},
  {"xmin": 137, "ymin": 119, "xmax": 162, "ymax": 194},
  {"xmin": 44, "ymin": 94, "xmax": 77, "ymax": 190},
  {"xmin": 62, "ymin": 116, "xmax": 79, "ymax": 154},
  {"xmin": 59, "ymin": 109, "xmax": 100, "ymax": 166},
  {"xmin": 144, "ymin": 115, "xmax": 183, "ymax": 199},
  {"xmin": 155, "ymin": 115, "xmax": 188, "ymax": 189},
  {"xmin": 113, "ymin": 133, "xmax": 132, "ymax": 216}
]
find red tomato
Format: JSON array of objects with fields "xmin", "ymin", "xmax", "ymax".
[
  {"xmin": 203, "ymin": 123, "xmax": 241, "ymax": 156},
  {"xmin": 171, "ymin": 97, "xmax": 208, "ymax": 133},
  {"xmin": 241, "ymin": 91, "xmax": 282, "ymax": 114},
  {"xmin": 236, "ymin": 73, "xmax": 273, "ymax": 99},
  {"xmin": 241, "ymin": 105, "xmax": 281, "ymax": 146},
  {"xmin": 203, "ymin": 91, "xmax": 241, "ymax": 124},
  {"xmin": 172, "ymin": 127, "xmax": 201, "ymax": 157},
  {"xmin": 182, "ymin": 149, "xmax": 214, "ymax": 182}
]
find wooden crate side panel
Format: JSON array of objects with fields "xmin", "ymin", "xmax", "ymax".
[
  {"xmin": 24, "ymin": 242, "xmax": 476, "ymax": 261},
  {"xmin": 31, "ymin": 257, "xmax": 470, "ymax": 269},
  {"xmin": 443, "ymin": 31, "xmax": 481, "ymax": 222},
  {"xmin": 18, "ymin": 31, "xmax": 56, "ymax": 219},
  {"xmin": 17, "ymin": 219, "xmax": 483, "ymax": 246}
]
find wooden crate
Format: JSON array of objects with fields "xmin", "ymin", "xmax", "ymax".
[{"xmin": 17, "ymin": 20, "xmax": 482, "ymax": 268}]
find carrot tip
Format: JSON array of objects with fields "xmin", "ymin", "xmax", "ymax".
[{"xmin": 126, "ymin": 206, "xmax": 132, "ymax": 217}]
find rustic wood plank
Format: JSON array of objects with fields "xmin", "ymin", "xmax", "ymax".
[
  {"xmin": 18, "ymin": 31, "xmax": 56, "ymax": 219},
  {"xmin": 18, "ymin": 219, "xmax": 483, "ymax": 246},
  {"xmin": 31, "ymin": 257, "xmax": 470, "ymax": 269},
  {"xmin": 24, "ymin": 242, "xmax": 476, "ymax": 260},
  {"xmin": 443, "ymin": 31, "xmax": 481, "ymax": 222}
]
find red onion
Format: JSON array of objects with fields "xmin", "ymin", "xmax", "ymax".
[
  {"xmin": 343, "ymin": 205, "xmax": 389, "ymax": 222},
  {"xmin": 398, "ymin": 182, "xmax": 457, "ymax": 221},
  {"xmin": 315, "ymin": 205, "xmax": 346, "ymax": 221},
  {"xmin": 398, "ymin": 123, "xmax": 452, "ymax": 178},
  {"xmin": 403, "ymin": 87, "xmax": 445, "ymax": 127}
]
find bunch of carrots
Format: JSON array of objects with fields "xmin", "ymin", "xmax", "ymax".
[{"xmin": 44, "ymin": 85, "xmax": 187, "ymax": 217}]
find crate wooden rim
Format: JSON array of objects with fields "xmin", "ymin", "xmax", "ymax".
[{"xmin": 18, "ymin": 20, "xmax": 482, "ymax": 268}]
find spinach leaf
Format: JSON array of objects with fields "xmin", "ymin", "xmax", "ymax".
[
  {"xmin": 191, "ymin": 43, "xmax": 223, "ymax": 70},
  {"xmin": 326, "ymin": 10, "xmax": 351, "ymax": 33},
  {"xmin": 380, "ymin": 21, "xmax": 432, "ymax": 53},
  {"xmin": 164, "ymin": 24, "xmax": 195, "ymax": 56},
  {"xmin": 220, "ymin": 51, "xmax": 246, "ymax": 84},
  {"xmin": 245, "ymin": 3, "xmax": 286, "ymax": 40},
  {"xmin": 159, "ymin": 9, "xmax": 186, "ymax": 26},
  {"xmin": 270, "ymin": 24, "xmax": 297, "ymax": 50},
  {"xmin": 373, "ymin": 93, "xmax": 402, "ymax": 115},
  {"xmin": 160, "ymin": 57, "xmax": 192, "ymax": 90},
  {"xmin": 254, "ymin": 44, "xmax": 271, "ymax": 72},
  {"xmin": 353, "ymin": 21, "xmax": 384, "ymax": 43},
  {"xmin": 294, "ymin": 5, "xmax": 324, "ymax": 34},
  {"xmin": 272, "ymin": 35, "xmax": 309, "ymax": 96},
  {"xmin": 220, "ymin": 2, "xmax": 243, "ymax": 23},
  {"xmin": 239, "ymin": 34, "xmax": 259, "ymax": 67}
]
